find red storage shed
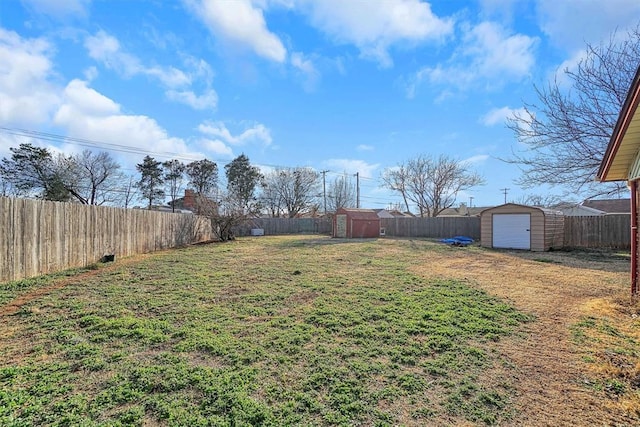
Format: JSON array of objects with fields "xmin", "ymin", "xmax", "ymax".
[{"xmin": 333, "ymin": 208, "xmax": 381, "ymax": 238}]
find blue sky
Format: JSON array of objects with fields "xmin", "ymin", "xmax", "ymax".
[{"xmin": 1, "ymin": 0, "xmax": 640, "ymax": 209}]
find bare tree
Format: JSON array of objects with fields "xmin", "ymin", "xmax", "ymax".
[
  {"xmin": 198, "ymin": 192, "xmax": 254, "ymax": 242},
  {"xmin": 0, "ymin": 173, "xmax": 17, "ymax": 197},
  {"xmin": 515, "ymin": 194, "xmax": 567, "ymax": 208},
  {"xmin": 64, "ymin": 150, "xmax": 122, "ymax": 205},
  {"xmin": 259, "ymin": 177, "xmax": 284, "ymax": 217},
  {"xmin": 163, "ymin": 159, "xmax": 185, "ymax": 213},
  {"xmin": 327, "ymin": 174, "xmax": 356, "ymax": 212},
  {"xmin": 261, "ymin": 167, "xmax": 320, "ymax": 218},
  {"xmin": 120, "ymin": 175, "xmax": 138, "ymax": 208},
  {"xmin": 383, "ymin": 154, "xmax": 485, "ymax": 217},
  {"xmin": 506, "ymin": 26, "xmax": 640, "ymax": 198},
  {"xmin": 381, "ymin": 164, "xmax": 411, "ymax": 213}
]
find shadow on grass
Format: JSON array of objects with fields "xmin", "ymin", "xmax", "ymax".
[{"xmin": 485, "ymin": 246, "xmax": 630, "ymax": 273}]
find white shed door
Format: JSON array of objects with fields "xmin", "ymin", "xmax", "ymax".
[{"xmin": 492, "ymin": 214, "xmax": 531, "ymax": 250}]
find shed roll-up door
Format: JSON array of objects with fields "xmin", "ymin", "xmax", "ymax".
[{"xmin": 492, "ymin": 214, "xmax": 531, "ymax": 250}]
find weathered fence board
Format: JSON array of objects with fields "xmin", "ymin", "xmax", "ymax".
[
  {"xmin": 0, "ymin": 197, "xmax": 212, "ymax": 282},
  {"xmin": 563, "ymin": 214, "xmax": 630, "ymax": 249},
  {"xmin": 2, "ymin": 197, "xmax": 633, "ymax": 283},
  {"xmin": 234, "ymin": 217, "xmax": 333, "ymax": 236},
  {"xmin": 380, "ymin": 217, "xmax": 481, "ymax": 239}
]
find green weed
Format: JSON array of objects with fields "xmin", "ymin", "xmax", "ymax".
[{"xmin": 0, "ymin": 236, "xmax": 531, "ymax": 426}]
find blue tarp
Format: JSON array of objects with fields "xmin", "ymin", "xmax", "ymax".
[{"xmin": 439, "ymin": 236, "xmax": 474, "ymax": 246}]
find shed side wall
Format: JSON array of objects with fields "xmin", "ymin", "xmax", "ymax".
[
  {"xmin": 530, "ymin": 211, "xmax": 545, "ymax": 251},
  {"xmin": 544, "ymin": 213, "xmax": 565, "ymax": 250},
  {"xmin": 480, "ymin": 212, "xmax": 492, "ymax": 248}
]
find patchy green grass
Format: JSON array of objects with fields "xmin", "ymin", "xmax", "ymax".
[
  {"xmin": 0, "ymin": 236, "xmax": 532, "ymax": 426},
  {"xmin": 571, "ymin": 310, "xmax": 640, "ymax": 413}
]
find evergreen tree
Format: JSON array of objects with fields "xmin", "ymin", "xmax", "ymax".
[
  {"xmin": 224, "ymin": 154, "xmax": 262, "ymax": 211},
  {"xmin": 136, "ymin": 155, "xmax": 164, "ymax": 209}
]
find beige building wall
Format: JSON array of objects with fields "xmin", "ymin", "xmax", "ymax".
[{"xmin": 480, "ymin": 204, "xmax": 564, "ymax": 252}]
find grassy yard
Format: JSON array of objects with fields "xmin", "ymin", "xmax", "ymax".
[{"xmin": 0, "ymin": 235, "xmax": 638, "ymax": 426}]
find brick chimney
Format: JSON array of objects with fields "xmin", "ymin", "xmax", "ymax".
[{"xmin": 184, "ymin": 189, "xmax": 196, "ymax": 210}]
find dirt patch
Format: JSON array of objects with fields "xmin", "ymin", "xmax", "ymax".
[
  {"xmin": 0, "ymin": 253, "xmax": 150, "ymax": 317},
  {"xmin": 411, "ymin": 245, "xmax": 637, "ymax": 426}
]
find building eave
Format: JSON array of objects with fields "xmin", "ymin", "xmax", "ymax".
[{"xmin": 598, "ymin": 64, "xmax": 640, "ymax": 182}]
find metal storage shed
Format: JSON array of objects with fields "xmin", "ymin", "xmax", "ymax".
[
  {"xmin": 480, "ymin": 203, "xmax": 564, "ymax": 251},
  {"xmin": 333, "ymin": 208, "xmax": 381, "ymax": 238}
]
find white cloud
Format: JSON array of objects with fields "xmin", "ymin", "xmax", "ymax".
[
  {"xmin": 166, "ymin": 89, "xmax": 218, "ymax": 110},
  {"xmin": 84, "ymin": 30, "xmax": 219, "ymax": 110},
  {"xmin": 0, "ymin": 28, "xmax": 60, "ymax": 126},
  {"xmin": 536, "ymin": 0, "xmax": 640, "ymax": 52},
  {"xmin": 57, "ymin": 79, "xmax": 119, "ymax": 116},
  {"xmin": 480, "ymin": 106, "xmax": 525, "ymax": 127},
  {"xmin": 201, "ymin": 139, "xmax": 234, "ymax": 157},
  {"xmin": 84, "ymin": 30, "xmax": 191, "ymax": 88},
  {"xmin": 291, "ymin": 51, "xmax": 320, "ymax": 91},
  {"xmin": 356, "ymin": 144, "xmax": 374, "ymax": 151},
  {"xmin": 185, "ymin": 0, "xmax": 287, "ymax": 63},
  {"xmin": 21, "ymin": 0, "xmax": 91, "ymax": 18},
  {"xmin": 301, "ymin": 0, "xmax": 454, "ymax": 67},
  {"xmin": 53, "ymin": 79, "xmax": 196, "ymax": 164},
  {"xmin": 323, "ymin": 159, "xmax": 380, "ymax": 178},
  {"xmin": 83, "ymin": 65, "xmax": 98, "ymax": 81},
  {"xmin": 407, "ymin": 21, "xmax": 537, "ymax": 96},
  {"xmin": 462, "ymin": 154, "xmax": 489, "ymax": 165},
  {"xmin": 552, "ymin": 49, "xmax": 586, "ymax": 88},
  {"xmin": 198, "ymin": 121, "xmax": 272, "ymax": 146}
]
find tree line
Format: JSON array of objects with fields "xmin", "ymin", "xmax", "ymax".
[{"xmin": 0, "ymin": 143, "xmax": 486, "ymax": 218}]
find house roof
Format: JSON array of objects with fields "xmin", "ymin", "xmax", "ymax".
[
  {"xmin": 582, "ymin": 198, "xmax": 630, "ymax": 213},
  {"xmin": 598, "ymin": 64, "xmax": 640, "ymax": 181},
  {"xmin": 552, "ymin": 203, "xmax": 606, "ymax": 216},
  {"xmin": 438, "ymin": 206, "xmax": 487, "ymax": 217},
  {"xmin": 374, "ymin": 209, "xmax": 395, "ymax": 218}
]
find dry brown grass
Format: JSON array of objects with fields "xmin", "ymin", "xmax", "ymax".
[
  {"xmin": 1, "ymin": 236, "xmax": 639, "ymax": 425},
  {"xmin": 408, "ymin": 242, "xmax": 639, "ymax": 426}
]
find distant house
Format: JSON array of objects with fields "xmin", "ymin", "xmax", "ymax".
[
  {"xmin": 438, "ymin": 205, "xmax": 489, "ymax": 217},
  {"xmin": 169, "ymin": 189, "xmax": 217, "ymax": 214},
  {"xmin": 374, "ymin": 209, "xmax": 395, "ymax": 219},
  {"xmin": 596, "ymin": 63, "xmax": 640, "ymax": 295},
  {"xmin": 552, "ymin": 203, "xmax": 606, "ymax": 216},
  {"xmin": 582, "ymin": 198, "xmax": 631, "ymax": 214},
  {"xmin": 374, "ymin": 209, "xmax": 414, "ymax": 219}
]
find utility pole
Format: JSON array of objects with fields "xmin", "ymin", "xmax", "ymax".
[
  {"xmin": 500, "ymin": 188, "xmax": 510, "ymax": 204},
  {"xmin": 469, "ymin": 196, "xmax": 474, "ymax": 207},
  {"xmin": 354, "ymin": 172, "xmax": 360, "ymax": 208},
  {"xmin": 321, "ymin": 170, "xmax": 329, "ymax": 214}
]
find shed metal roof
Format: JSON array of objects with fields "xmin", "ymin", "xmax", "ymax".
[
  {"xmin": 479, "ymin": 203, "xmax": 563, "ymax": 216},
  {"xmin": 336, "ymin": 208, "xmax": 380, "ymax": 220}
]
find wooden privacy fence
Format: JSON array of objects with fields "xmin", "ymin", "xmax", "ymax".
[
  {"xmin": 0, "ymin": 197, "xmax": 212, "ymax": 282},
  {"xmin": 235, "ymin": 217, "xmax": 332, "ymax": 236},
  {"xmin": 236, "ymin": 216, "xmax": 631, "ymax": 249},
  {"xmin": 2, "ymin": 197, "xmax": 633, "ymax": 283},
  {"xmin": 234, "ymin": 216, "xmax": 481, "ymax": 239},
  {"xmin": 563, "ymin": 214, "xmax": 631, "ymax": 249},
  {"xmin": 380, "ymin": 217, "xmax": 481, "ymax": 239}
]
